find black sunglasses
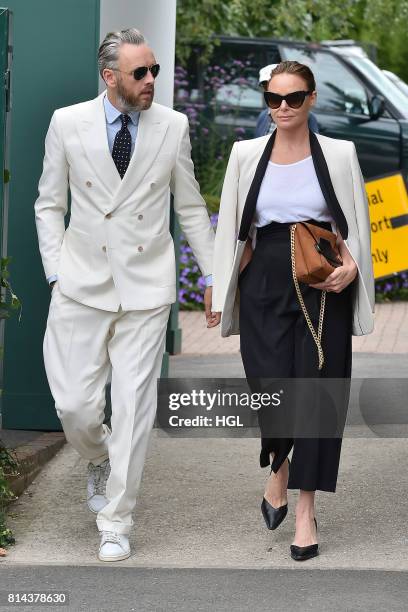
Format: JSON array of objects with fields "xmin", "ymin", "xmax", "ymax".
[
  {"xmin": 115, "ymin": 64, "xmax": 160, "ymax": 81},
  {"xmin": 264, "ymin": 90, "xmax": 312, "ymax": 109},
  {"xmin": 134, "ymin": 63, "xmax": 160, "ymax": 80}
]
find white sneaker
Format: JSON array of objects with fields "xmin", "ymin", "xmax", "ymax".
[
  {"xmin": 87, "ymin": 458, "xmax": 110, "ymax": 513},
  {"xmin": 98, "ymin": 531, "xmax": 130, "ymax": 562}
]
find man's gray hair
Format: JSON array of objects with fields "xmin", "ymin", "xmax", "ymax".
[{"xmin": 98, "ymin": 28, "xmax": 146, "ymax": 78}]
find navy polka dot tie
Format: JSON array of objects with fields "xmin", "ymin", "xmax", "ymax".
[{"xmin": 112, "ymin": 114, "xmax": 131, "ymax": 179}]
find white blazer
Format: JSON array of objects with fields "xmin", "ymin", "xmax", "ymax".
[
  {"xmin": 35, "ymin": 91, "xmax": 214, "ymax": 311},
  {"xmin": 212, "ymin": 130, "xmax": 375, "ymax": 337}
]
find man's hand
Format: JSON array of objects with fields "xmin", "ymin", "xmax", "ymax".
[{"xmin": 204, "ymin": 287, "xmax": 221, "ymax": 328}]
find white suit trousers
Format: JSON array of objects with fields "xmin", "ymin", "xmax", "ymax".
[{"xmin": 43, "ymin": 283, "xmax": 171, "ymax": 534}]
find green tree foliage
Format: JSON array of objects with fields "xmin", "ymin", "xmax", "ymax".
[
  {"xmin": 176, "ymin": 0, "xmax": 408, "ymax": 81},
  {"xmin": 358, "ymin": 0, "xmax": 408, "ymax": 80},
  {"xmin": 268, "ymin": 0, "xmax": 359, "ymax": 41}
]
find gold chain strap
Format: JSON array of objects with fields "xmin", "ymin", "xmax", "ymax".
[{"xmin": 290, "ymin": 224, "xmax": 326, "ymax": 370}]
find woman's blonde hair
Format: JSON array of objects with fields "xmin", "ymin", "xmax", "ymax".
[{"xmin": 270, "ymin": 61, "xmax": 316, "ymax": 91}]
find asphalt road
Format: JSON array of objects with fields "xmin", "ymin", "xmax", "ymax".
[{"xmin": 1, "ymin": 567, "xmax": 407, "ymax": 612}]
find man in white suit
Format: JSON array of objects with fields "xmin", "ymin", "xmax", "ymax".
[{"xmin": 35, "ymin": 28, "xmax": 215, "ymax": 562}]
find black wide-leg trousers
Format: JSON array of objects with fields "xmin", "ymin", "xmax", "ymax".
[{"xmin": 239, "ymin": 220, "xmax": 353, "ymax": 492}]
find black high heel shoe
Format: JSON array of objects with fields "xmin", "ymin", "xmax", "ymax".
[
  {"xmin": 290, "ymin": 518, "xmax": 319, "ymax": 561},
  {"xmin": 261, "ymin": 457, "xmax": 290, "ymax": 531}
]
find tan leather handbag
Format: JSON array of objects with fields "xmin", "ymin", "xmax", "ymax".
[{"xmin": 289, "ymin": 222, "xmax": 343, "ymax": 370}]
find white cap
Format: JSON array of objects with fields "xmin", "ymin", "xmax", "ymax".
[{"xmin": 259, "ymin": 64, "xmax": 277, "ymax": 85}]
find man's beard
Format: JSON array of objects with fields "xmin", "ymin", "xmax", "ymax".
[{"xmin": 116, "ymin": 77, "xmax": 154, "ymax": 112}]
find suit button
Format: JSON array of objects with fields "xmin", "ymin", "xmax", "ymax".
[
  {"xmin": 86, "ymin": 181, "xmax": 92, "ymax": 187},
  {"xmin": 138, "ymin": 214, "xmax": 143, "ymax": 220},
  {"xmin": 105, "ymin": 213, "xmax": 112, "ymax": 219},
  {"xmin": 102, "ymin": 246, "xmax": 106, "ymax": 252},
  {"xmin": 138, "ymin": 246, "xmax": 143, "ymax": 252}
]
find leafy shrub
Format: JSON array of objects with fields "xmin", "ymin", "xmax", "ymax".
[{"xmin": 174, "ymin": 61, "xmax": 255, "ymax": 309}]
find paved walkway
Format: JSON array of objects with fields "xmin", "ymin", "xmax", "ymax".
[
  {"xmin": 1, "ymin": 302, "xmax": 407, "ymax": 611},
  {"xmin": 3, "ymin": 332, "xmax": 408, "ymax": 573},
  {"xmin": 179, "ymin": 301, "xmax": 408, "ymax": 354},
  {"xmin": 3, "ymin": 435, "xmax": 408, "ymax": 571}
]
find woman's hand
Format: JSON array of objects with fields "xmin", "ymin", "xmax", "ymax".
[
  {"xmin": 310, "ymin": 262, "xmax": 357, "ymax": 292},
  {"xmin": 239, "ymin": 238, "xmax": 253, "ymax": 274},
  {"xmin": 310, "ymin": 232, "xmax": 358, "ymax": 292}
]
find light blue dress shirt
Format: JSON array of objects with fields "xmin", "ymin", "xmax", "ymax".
[
  {"xmin": 48, "ymin": 94, "xmax": 212, "ymax": 288},
  {"xmin": 103, "ymin": 94, "xmax": 140, "ymax": 155}
]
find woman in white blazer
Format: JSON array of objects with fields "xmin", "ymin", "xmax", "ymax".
[{"xmin": 211, "ymin": 61, "xmax": 375, "ymax": 561}]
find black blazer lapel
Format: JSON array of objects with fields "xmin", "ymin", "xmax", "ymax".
[
  {"xmin": 237, "ymin": 128, "xmax": 349, "ymax": 241},
  {"xmin": 309, "ymin": 131, "xmax": 348, "ymax": 239},
  {"xmin": 237, "ymin": 130, "xmax": 277, "ymax": 241}
]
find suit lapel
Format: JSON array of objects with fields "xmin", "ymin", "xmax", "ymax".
[
  {"xmin": 77, "ymin": 95, "xmax": 170, "ymax": 204},
  {"xmin": 238, "ymin": 128, "xmax": 349, "ymax": 241},
  {"xmin": 77, "ymin": 92, "xmax": 121, "ymax": 195},
  {"xmin": 114, "ymin": 107, "xmax": 169, "ymax": 204}
]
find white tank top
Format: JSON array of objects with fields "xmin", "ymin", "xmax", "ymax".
[{"xmin": 254, "ymin": 156, "xmax": 333, "ymax": 227}]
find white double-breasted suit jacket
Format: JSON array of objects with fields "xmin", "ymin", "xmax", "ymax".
[
  {"xmin": 212, "ymin": 129, "xmax": 375, "ymax": 337},
  {"xmin": 35, "ymin": 91, "xmax": 214, "ymax": 311}
]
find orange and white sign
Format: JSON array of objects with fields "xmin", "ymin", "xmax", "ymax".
[{"xmin": 365, "ymin": 173, "xmax": 408, "ymax": 279}]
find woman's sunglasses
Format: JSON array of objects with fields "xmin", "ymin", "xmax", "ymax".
[
  {"xmin": 264, "ymin": 90, "xmax": 312, "ymax": 109},
  {"xmin": 115, "ymin": 64, "xmax": 161, "ymax": 81}
]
